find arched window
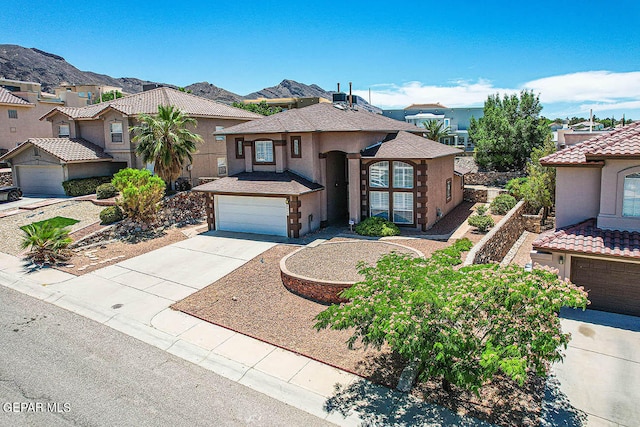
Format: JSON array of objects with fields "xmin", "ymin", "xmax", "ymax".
[
  {"xmin": 623, "ymin": 173, "xmax": 640, "ymax": 217},
  {"xmin": 369, "ymin": 161, "xmax": 389, "ymax": 188}
]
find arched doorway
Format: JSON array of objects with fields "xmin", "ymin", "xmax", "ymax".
[{"xmin": 325, "ymin": 151, "xmax": 349, "ymax": 223}]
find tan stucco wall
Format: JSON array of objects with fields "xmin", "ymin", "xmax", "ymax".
[
  {"xmin": 66, "ymin": 162, "xmax": 123, "ymax": 180},
  {"xmin": 597, "ymin": 159, "xmax": 640, "ymax": 231},
  {"xmin": 299, "ymin": 191, "xmax": 323, "ymax": 235},
  {"xmin": 0, "ymin": 101, "xmax": 60, "ymax": 151},
  {"xmin": 78, "ymin": 120, "xmax": 106, "ymax": 147},
  {"xmin": 555, "ymin": 166, "xmax": 602, "ymax": 228},
  {"xmin": 425, "ymin": 155, "xmax": 457, "ymax": 228}
]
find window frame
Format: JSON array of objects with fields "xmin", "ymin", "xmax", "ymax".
[
  {"xmin": 623, "ymin": 173, "xmax": 640, "ymax": 217},
  {"xmin": 58, "ymin": 124, "xmax": 70, "ymax": 138},
  {"xmin": 254, "ymin": 140, "xmax": 275, "ymax": 164},
  {"xmin": 369, "ymin": 161, "xmax": 389, "ymax": 188},
  {"xmin": 290, "ymin": 135, "xmax": 302, "ymax": 158},
  {"xmin": 217, "ymin": 157, "xmax": 228, "ymax": 176},
  {"xmin": 369, "ymin": 191, "xmax": 390, "ymax": 220},
  {"xmin": 110, "ymin": 121, "xmax": 123, "ymax": 143},
  {"xmin": 368, "ymin": 160, "xmax": 416, "ymax": 225},
  {"xmin": 235, "ymin": 138, "xmax": 245, "ymax": 159},
  {"xmin": 393, "ymin": 192, "xmax": 414, "ymax": 224},
  {"xmin": 8, "ymin": 109, "xmax": 18, "ymax": 119},
  {"xmin": 446, "ymin": 178, "xmax": 452, "ymax": 203}
]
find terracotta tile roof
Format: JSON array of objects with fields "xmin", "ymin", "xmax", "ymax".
[
  {"xmin": 532, "ymin": 219, "xmax": 640, "ymax": 259},
  {"xmin": 0, "ymin": 138, "xmax": 112, "ymax": 163},
  {"xmin": 42, "ymin": 87, "xmax": 262, "ymax": 120},
  {"xmin": 541, "ymin": 121, "xmax": 640, "ymax": 166},
  {"xmin": 193, "ymin": 171, "xmax": 324, "ymax": 196},
  {"xmin": 361, "ymin": 131, "xmax": 462, "ymax": 159},
  {"xmin": 216, "ymin": 103, "xmax": 423, "ymax": 135},
  {"xmin": 0, "ymin": 87, "xmax": 32, "ymax": 106}
]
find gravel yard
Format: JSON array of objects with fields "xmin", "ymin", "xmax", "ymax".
[{"xmin": 0, "ymin": 201, "xmax": 104, "ymax": 255}]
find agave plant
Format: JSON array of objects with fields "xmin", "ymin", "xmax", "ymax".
[{"xmin": 21, "ymin": 222, "xmax": 73, "ymax": 265}]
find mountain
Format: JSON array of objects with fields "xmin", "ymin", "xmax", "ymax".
[{"xmin": 0, "ymin": 44, "xmax": 381, "ymax": 112}]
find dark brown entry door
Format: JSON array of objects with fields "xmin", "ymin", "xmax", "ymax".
[{"xmin": 571, "ymin": 257, "xmax": 640, "ymax": 317}]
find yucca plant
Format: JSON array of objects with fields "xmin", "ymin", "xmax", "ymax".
[{"xmin": 21, "ymin": 222, "xmax": 73, "ymax": 265}]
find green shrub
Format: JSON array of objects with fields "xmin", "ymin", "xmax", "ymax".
[
  {"xmin": 506, "ymin": 177, "xmax": 529, "ymax": 200},
  {"xmin": 355, "ymin": 216, "xmax": 401, "ymax": 237},
  {"xmin": 99, "ymin": 206, "xmax": 123, "ymax": 224},
  {"xmin": 21, "ymin": 222, "xmax": 72, "ymax": 265},
  {"xmin": 20, "ymin": 216, "xmax": 78, "ymax": 232},
  {"xmin": 96, "ymin": 183, "xmax": 118, "ymax": 199},
  {"xmin": 468, "ymin": 214, "xmax": 495, "ymax": 232},
  {"xmin": 490, "ymin": 194, "xmax": 517, "ymax": 215},
  {"xmin": 62, "ymin": 176, "xmax": 112, "ymax": 197},
  {"xmin": 475, "ymin": 204, "xmax": 488, "ymax": 216},
  {"xmin": 112, "ymin": 168, "xmax": 165, "ymax": 222}
]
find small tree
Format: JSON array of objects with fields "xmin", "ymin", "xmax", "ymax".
[
  {"xmin": 232, "ymin": 101, "xmax": 282, "ymax": 116},
  {"xmin": 112, "ymin": 168, "xmax": 165, "ymax": 223},
  {"xmin": 423, "ymin": 120, "xmax": 451, "ymax": 142},
  {"xmin": 21, "ymin": 223, "xmax": 72, "ymax": 265},
  {"xmin": 315, "ymin": 239, "xmax": 588, "ymax": 393},
  {"xmin": 98, "ymin": 91, "xmax": 123, "ymax": 103},
  {"xmin": 523, "ymin": 135, "xmax": 556, "ymax": 219}
]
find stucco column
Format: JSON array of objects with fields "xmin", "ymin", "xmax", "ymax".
[
  {"xmin": 319, "ymin": 153, "xmax": 328, "ymax": 223},
  {"xmin": 347, "ymin": 154, "xmax": 361, "ymax": 223},
  {"xmin": 274, "ymin": 140, "xmax": 286, "ymax": 173},
  {"xmin": 243, "ymin": 142, "xmax": 253, "ymax": 172}
]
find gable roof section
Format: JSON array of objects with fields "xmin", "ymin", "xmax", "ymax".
[
  {"xmin": 541, "ymin": 122, "xmax": 640, "ymax": 166},
  {"xmin": 532, "ymin": 219, "xmax": 640, "ymax": 260},
  {"xmin": 193, "ymin": 171, "xmax": 324, "ymax": 196},
  {"xmin": 216, "ymin": 103, "xmax": 424, "ymax": 135},
  {"xmin": 361, "ymin": 131, "xmax": 462, "ymax": 159},
  {"xmin": 0, "ymin": 138, "xmax": 112, "ymax": 163},
  {"xmin": 0, "ymin": 87, "xmax": 32, "ymax": 106},
  {"xmin": 41, "ymin": 87, "xmax": 262, "ymax": 121}
]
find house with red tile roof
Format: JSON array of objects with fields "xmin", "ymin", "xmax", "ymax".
[
  {"xmin": 531, "ymin": 121, "xmax": 640, "ymax": 316},
  {"xmin": 0, "ymin": 87, "xmax": 261, "ymax": 195},
  {"xmin": 193, "ymin": 102, "xmax": 466, "ymax": 238}
]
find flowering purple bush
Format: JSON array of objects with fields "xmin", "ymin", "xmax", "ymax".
[{"xmin": 315, "ymin": 238, "xmax": 588, "ymax": 393}]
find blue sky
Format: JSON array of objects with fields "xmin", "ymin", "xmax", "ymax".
[{"xmin": 4, "ymin": 1, "xmax": 640, "ymax": 119}]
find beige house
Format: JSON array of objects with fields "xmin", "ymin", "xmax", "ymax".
[
  {"xmin": 194, "ymin": 102, "xmax": 465, "ymax": 238},
  {"xmin": 0, "ymin": 87, "xmax": 261, "ymax": 195},
  {"xmin": 531, "ymin": 122, "xmax": 640, "ymax": 317}
]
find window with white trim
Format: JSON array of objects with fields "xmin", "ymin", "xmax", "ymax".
[
  {"xmin": 393, "ymin": 161, "xmax": 413, "ymax": 189},
  {"xmin": 217, "ymin": 157, "xmax": 227, "ymax": 176},
  {"xmin": 110, "ymin": 122, "xmax": 123, "ymax": 143},
  {"xmin": 58, "ymin": 124, "xmax": 70, "ymax": 137},
  {"xmin": 393, "ymin": 192, "xmax": 413, "ymax": 224},
  {"xmin": 369, "ymin": 191, "xmax": 389, "ymax": 220},
  {"xmin": 254, "ymin": 140, "xmax": 274, "ymax": 163},
  {"xmin": 623, "ymin": 173, "xmax": 640, "ymax": 217},
  {"xmin": 369, "ymin": 161, "xmax": 389, "ymax": 188}
]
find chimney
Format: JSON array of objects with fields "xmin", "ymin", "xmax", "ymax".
[
  {"xmin": 337, "ymin": 83, "xmax": 340, "ymax": 93},
  {"xmin": 349, "ymin": 82, "xmax": 352, "ymax": 107}
]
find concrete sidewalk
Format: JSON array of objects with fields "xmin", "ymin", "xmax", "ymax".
[{"xmin": 0, "ymin": 231, "xmax": 492, "ymax": 426}]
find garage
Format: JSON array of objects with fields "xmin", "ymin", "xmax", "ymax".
[
  {"xmin": 571, "ymin": 257, "xmax": 640, "ymax": 317},
  {"xmin": 16, "ymin": 165, "xmax": 65, "ymax": 195},
  {"xmin": 216, "ymin": 195, "xmax": 288, "ymax": 237}
]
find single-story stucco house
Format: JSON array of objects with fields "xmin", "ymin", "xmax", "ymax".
[{"xmin": 193, "ymin": 102, "xmax": 466, "ymax": 238}]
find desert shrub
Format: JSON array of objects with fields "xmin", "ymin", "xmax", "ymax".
[
  {"xmin": 62, "ymin": 176, "xmax": 112, "ymax": 196},
  {"xmin": 505, "ymin": 177, "xmax": 529, "ymax": 200},
  {"xmin": 112, "ymin": 168, "xmax": 165, "ymax": 222},
  {"xmin": 490, "ymin": 194, "xmax": 517, "ymax": 215},
  {"xmin": 475, "ymin": 204, "xmax": 488, "ymax": 216},
  {"xmin": 99, "ymin": 206, "xmax": 123, "ymax": 224},
  {"xmin": 21, "ymin": 222, "xmax": 72, "ymax": 265},
  {"xmin": 355, "ymin": 216, "xmax": 401, "ymax": 237},
  {"xmin": 96, "ymin": 183, "xmax": 118, "ymax": 199},
  {"xmin": 468, "ymin": 213, "xmax": 495, "ymax": 232}
]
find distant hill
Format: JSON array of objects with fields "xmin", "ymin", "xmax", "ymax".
[{"xmin": 0, "ymin": 44, "xmax": 381, "ymax": 113}]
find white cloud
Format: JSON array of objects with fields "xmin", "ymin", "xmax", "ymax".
[{"xmin": 357, "ymin": 71, "xmax": 640, "ymax": 117}]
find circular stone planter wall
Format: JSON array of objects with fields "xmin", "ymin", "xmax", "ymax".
[{"xmin": 280, "ymin": 240, "xmax": 422, "ymax": 304}]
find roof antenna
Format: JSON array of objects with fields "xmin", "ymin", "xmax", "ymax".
[
  {"xmin": 337, "ymin": 82, "xmax": 340, "ymax": 93},
  {"xmin": 349, "ymin": 82, "xmax": 353, "ymax": 108}
]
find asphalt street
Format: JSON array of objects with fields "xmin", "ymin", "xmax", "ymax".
[{"xmin": 0, "ymin": 285, "xmax": 334, "ymax": 427}]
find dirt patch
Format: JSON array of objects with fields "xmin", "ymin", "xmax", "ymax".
[{"xmin": 172, "ymin": 241, "xmax": 543, "ymax": 426}]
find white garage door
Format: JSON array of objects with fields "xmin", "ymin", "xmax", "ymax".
[
  {"xmin": 16, "ymin": 166, "xmax": 65, "ymax": 195},
  {"xmin": 216, "ymin": 195, "xmax": 288, "ymax": 237}
]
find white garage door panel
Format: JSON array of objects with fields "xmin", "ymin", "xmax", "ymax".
[
  {"xmin": 17, "ymin": 166, "xmax": 65, "ymax": 195},
  {"xmin": 217, "ymin": 195, "xmax": 288, "ymax": 236}
]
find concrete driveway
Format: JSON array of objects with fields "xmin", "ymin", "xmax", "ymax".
[
  {"xmin": 0, "ymin": 195, "xmax": 58, "ymax": 212},
  {"xmin": 542, "ymin": 309, "xmax": 640, "ymax": 427}
]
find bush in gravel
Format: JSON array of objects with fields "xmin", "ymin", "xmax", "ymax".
[
  {"xmin": 355, "ymin": 217, "xmax": 401, "ymax": 237},
  {"xmin": 112, "ymin": 168, "xmax": 165, "ymax": 222},
  {"xmin": 96, "ymin": 183, "xmax": 118, "ymax": 199},
  {"xmin": 99, "ymin": 206, "xmax": 123, "ymax": 224},
  {"xmin": 62, "ymin": 176, "xmax": 113, "ymax": 196},
  {"xmin": 475, "ymin": 204, "xmax": 488, "ymax": 216},
  {"xmin": 490, "ymin": 194, "xmax": 517, "ymax": 215},
  {"xmin": 468, "ymin": 212, "xmax": 495, "ymax": 232},
  {"xmin": 21, "ymin": 222, "xmax": 72, "ymax": 265}
]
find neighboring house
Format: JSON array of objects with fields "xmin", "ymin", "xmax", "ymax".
[
  {"xmin": 382, "ymin": 103, "xmax": 483, "ymax": 151},
  {"xmin": 0, "ymin": 79, "xmax": 88, "ymax": 154},
  {"xmin": 570, "ymin": 120, "xmax": 604, "ymax": 131},
  {"xmin": 243, "ymin": 97, "xmax": 330, "ymax": 111},
  {"xmin": 531, "ymin": 122, "xmax": 640, "ymax": 317},
  {"xmin": 0, "ymin": 87, "xmax": 262, "ymax": 195},
  {"xmin": 193, "ymin": 102, "xmax": 465, "ymax": 238},
  {"xmin": 54, "ymin": 83, "xmax": 125, "ymax": 105}
]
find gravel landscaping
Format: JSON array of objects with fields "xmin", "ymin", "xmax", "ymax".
[{"xmin": 0, "ymin": 201, "xmax": 104, "ymax": 255}]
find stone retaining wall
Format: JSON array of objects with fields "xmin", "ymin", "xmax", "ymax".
[
  {"xmin": 465, "ymin": 200, "xmax": 527, "ymax": 265},
  {"xmin": 464, "ymin": 188, "xmax": 488, "ymax": 203},
  {"xmin": 280, "ymin": 270, "xmax": 351, "ymax": 305},
  {"xmin": 465, "ymin": 171, "xmax": 525, "ymax": 186},
  {"xmin": 0, "ymin": 170, "xmax": 12, "ymax": 186}
]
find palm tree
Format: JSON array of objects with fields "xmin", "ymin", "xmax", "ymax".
[
  {"xmin": 423, "ymin": 120, "xmax": 451, "ymax": 142},
  {"xmin": 131, "ymin": 105, "xmax": 203, "ymax": 188}
]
